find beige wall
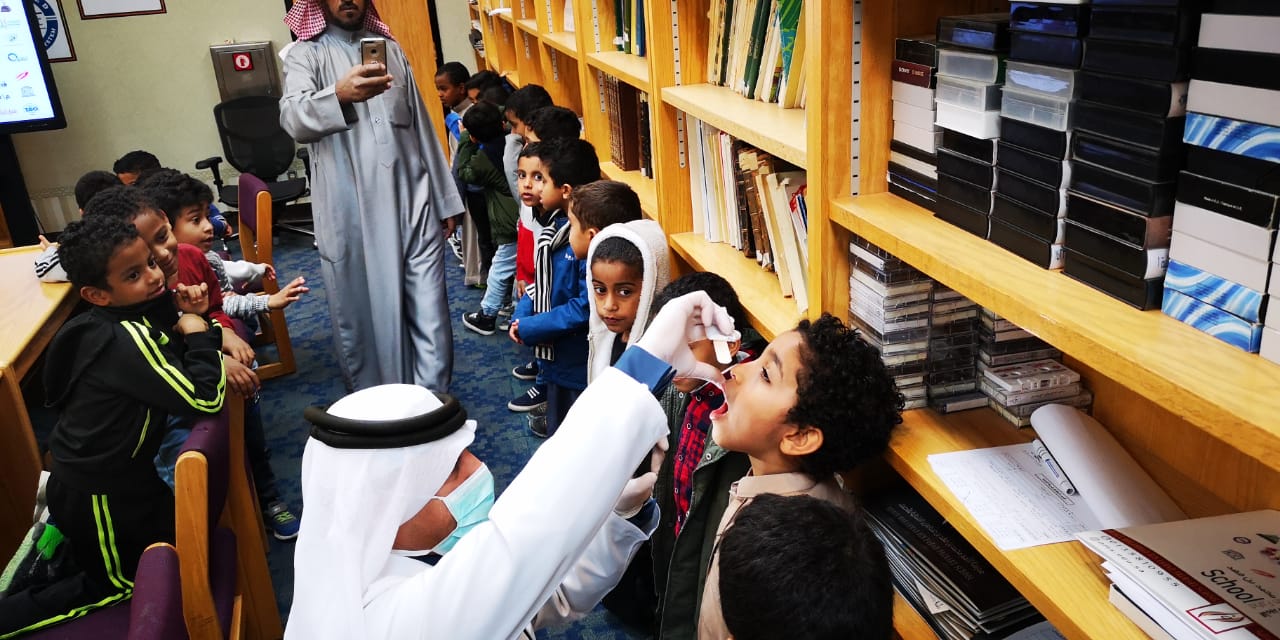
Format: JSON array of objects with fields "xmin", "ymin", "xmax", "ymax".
[
  {"xmin": 435, "ymin": 0, "xmax": 476, "ymax": 73},
  {"xmin": 14, "ymin": 0, "xmax": 293, "ymax": 204}
]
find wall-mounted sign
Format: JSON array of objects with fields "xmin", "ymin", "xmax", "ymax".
[
  {"xmin": 76, "ymin": 0, "xmax": 165, "ymax": 20},
  {"xmin": 33, "ymin": 0, "xmax": 75, "ymax": 62}
]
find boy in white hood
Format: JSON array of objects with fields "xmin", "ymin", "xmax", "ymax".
[{"xmin": 585, "ymin": 218, "xmax": 671, "ymax": 381}]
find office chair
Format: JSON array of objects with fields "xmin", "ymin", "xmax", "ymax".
[{"xmin": 196, "ymin": 94, "xmax": 314, "ymax": 237}]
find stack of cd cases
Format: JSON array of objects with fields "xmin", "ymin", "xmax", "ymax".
[
  {"xmin": 891, "ymin": 35, "xmax": 941, "ymax": 210},
  {"xmin": 976, "ymin": 309, "xmax": 1092, "ymax": 427},
  {"xmin": 1062, "ymin": 0, "xmax": 1201, "ymax": 308},
  {"xmin": 848, "ymin": 237, "xmax": 933, "ymax": 410},
  {"xmin": 932, "ymin": 13, "xmax": 1009, "ymax": 238},
  {"xmin": 1163, "ymin": 5, "xmax": 1278, "ymax": 357},
  {"xmin": 927, "ymin": 287, "xmax": 987, "ymax": 413}
]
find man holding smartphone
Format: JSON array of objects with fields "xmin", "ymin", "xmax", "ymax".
[{"xmin": 280, "ymin": 0, "xmax": 464, "ymax": 392}]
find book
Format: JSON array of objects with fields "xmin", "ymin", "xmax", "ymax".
[{"xmin": 1078, "ymin": 510, "xmax": 1280, "ymax": 640}]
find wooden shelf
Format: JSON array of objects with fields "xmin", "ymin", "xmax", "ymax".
[
  {"xmin": 668, "ymin": 232, "xmax": 800, "ymax": 340},
  {"xmin": 586, "ymin": 51, "xmax": 651, "ymax": 93},
  {"xmin": 892, "ymin": 592, "xmax": 936, "ymax": 640},
  {"xmin": 831, "ymin": 192, "xmax": 1280, "ymax": 474},
  {"xmin": 886, "ymin": 406, "xmax": 1145, "ymax": 640},
  {"xmin": 661, "ymin": 83, "xmax": 807, "ymax": 169},
  {"xmin": 599, "ymin": 161, "xmax": 657, "ymax": 219},
  {"xmin": 494, "ymin": 8, "xmax": 514, "ymax": 23},
  {"xmin": 516, "ymin": 18, "xmax": 537, "ymax": 35},
  {"xmin": 541, "ymin": 29, "xmax": 577, "ymax": 56}
]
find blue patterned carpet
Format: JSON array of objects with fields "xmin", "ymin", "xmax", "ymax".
[{"xmin": 251, "ymin": 232, "xmax": 649, "ymax": 639}]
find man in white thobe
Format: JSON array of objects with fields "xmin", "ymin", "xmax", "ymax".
[
  {"xmin": 285, "ymin": 293, "xmax": 736, "ymax": 639},
  {"xmin": 279, "ymin": 0, "xmax": 463, "ymax": 391}
]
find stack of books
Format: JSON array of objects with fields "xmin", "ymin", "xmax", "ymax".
[
  {"xmin": 847, "ymin": 236, "xmax": 932, "ymax": 410},
  {"xmin": 1061, "ymin": 3, "xmax": 1199, "ymax": 309},
  {"xmin": 890, "ymin": 35, "xmax": 940, "ymax": 210},
  {"xmin": 705, "ymin": 0, "xmax": 807, "ymax": 107},
  {"xmin": 932, "ymin": 13, "xmax": 1010, "ymax": 238},
  {"xmin": 977, "ymin": 310, "xmax": 1090, "ymax": 427},
  {"xmin": 867, "ymin": 484, "xmax": 1052, "ymax": 640},
  {"xmin": 1078, "ymin": 509, "xmax": 1280, "ymax": 640},
  {"xmin": 927, "ymin": 287, "xmax": 986, "ymax": 413},
  {"xmin": 688, "ymin": 118, "xmax": 810, "ymax": 313},
  {"xmin": 610, "ymin": 0, "xmax": 646, "ymax": 56},
  {"xmin": 988, "ymin": 2, "xmax": 1088, "ymax": 270},
  {"xmin": 1163, "ymin": 8, "xmax": 1277, "ymax": 356}
]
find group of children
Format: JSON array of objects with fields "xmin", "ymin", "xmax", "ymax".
[
  {"xmin": 0, "ymin": 153, "xmax": 308, "ymax": 637},
  {"xmin": 431, "ymin": 66, "xmax": 905, "ymax": 639}
]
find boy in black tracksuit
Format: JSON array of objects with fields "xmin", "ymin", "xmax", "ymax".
[{"xmin": 0, "ymin": 216, "xmax": 225, "ymax": 638}]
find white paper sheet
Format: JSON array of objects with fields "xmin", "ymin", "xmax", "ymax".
[{"xmin": 929, "ymin": 443, "xmax": 1101, "ymax": 550}]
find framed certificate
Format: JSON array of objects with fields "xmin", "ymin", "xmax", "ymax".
[
  {"xmin": 76, "ymin": 0, "xmax": 165, "ymax": 19},
  {"xmin": 33, "ymin": 0, "xmax": 76, "ymax": 62}
]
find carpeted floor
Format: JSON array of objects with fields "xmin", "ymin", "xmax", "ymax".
[{"xmin": 249, "ymin": 232, "xmax": 649, "ymax": 639}]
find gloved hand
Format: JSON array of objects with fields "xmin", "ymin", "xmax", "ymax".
[
  {"xmin": 615, "ymin": 471, "xmax": 657, "ymax": 519},
  {"xmin": 649, "ymin": 433, "xmax": 669, "ymax": 475},
  {"xmin": 634, "ymin": 291, "xmax": 736, "ymax": 386}
]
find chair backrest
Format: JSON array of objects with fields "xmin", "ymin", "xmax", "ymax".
[
  {"xmin": 237, "ymin": 174, "xmax": 275, "ymax": 272},
  {"xmin": 175, "ymin": 413, "xmax": 240, "ymax": 640},
  {"xmin": 212, "ymin": 96, "xmax": 296, "ymax": 180},
  {"xmin": 128, "ymin": 543, "xmax": 188, "ymax": 640},
  {"xmin": 236, "ymin": 173, "xmax": 267, "ymax": 240}
]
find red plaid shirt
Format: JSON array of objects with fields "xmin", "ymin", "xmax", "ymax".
[{"xmin": 671, "ymin": 383, "xmax": 723, "ymax": 537}]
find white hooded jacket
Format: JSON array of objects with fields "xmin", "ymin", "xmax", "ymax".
[{"xmin": 585, "ymin": 219, "xmax": 671, "ymax": 383}]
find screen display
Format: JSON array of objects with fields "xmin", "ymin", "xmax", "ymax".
[{"xmin": 0, "ymin": 0, "xmax": 66, "ymax": 133}]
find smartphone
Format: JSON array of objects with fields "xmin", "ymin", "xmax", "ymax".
[{"xmin": 361, "ymin": 37, "xmax": 387, "ymax": 67}]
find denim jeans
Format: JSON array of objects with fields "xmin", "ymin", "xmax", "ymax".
[{"xmin": 480, "ymin": 241, "xmax": 518, "ymax": 316}]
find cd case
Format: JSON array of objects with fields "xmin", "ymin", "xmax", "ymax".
[{"xmin": 1162, "ymin": 288, "xmax": 1264, "ymax": 352}]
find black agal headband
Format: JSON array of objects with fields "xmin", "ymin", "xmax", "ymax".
[{"xmin": 303, "ymin": 393, "xmax": 468, "ymax": 449}]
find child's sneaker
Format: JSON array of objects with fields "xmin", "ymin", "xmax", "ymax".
[
  {"xmin": 265, "ymin": 501, "xmax": 300, "ymax": 541},
  {"xmin": 511, "ymin": 361, "xmax": 538, "ymax": 381},
  {"xmin": 448, "ymin": 234, "xmax": 463, "ymax": 261},
  {"xmin": 509, "ymin": 385, "xmax": 547, "ymax": 412},
  {"xmin": 462, "ymin": 311, "xmax": 497, "ymax": 336},
  {"xmin": 497, "ymin": 302, "xmax": 515, "ymax": 317}
]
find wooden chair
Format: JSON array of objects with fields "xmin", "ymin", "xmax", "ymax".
[{"xmin": 236, "ymin": 173, "xmax": 297, "ymax": 381}]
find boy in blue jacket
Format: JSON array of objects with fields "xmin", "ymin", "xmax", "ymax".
[{"xmin": 508, "ymin": 138, "xmax": 602, "ymax": 437}]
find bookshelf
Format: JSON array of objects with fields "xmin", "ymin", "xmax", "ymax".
[{"xmin": 425, "ymin": 0, "xmax": 1280, "ymax": 637}]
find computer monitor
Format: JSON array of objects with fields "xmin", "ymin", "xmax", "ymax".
[{"xmin": 0, "ymin": 0, "xmax": 67, "ymax": 134}]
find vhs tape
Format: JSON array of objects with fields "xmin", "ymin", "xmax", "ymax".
[
  {"xmin": 937, "ymin": 49, "xmax": 1005, "ymax": 84},
  {"xmin": 1198, "ymin": 13, "xmax": 1280, "ymax": 55},
  {"xmin": 1062, "ymin": 248, "xmax": 1164, "ymax": 309},
  {"xmin": 893, "ymin": 80, "xmax": 936, "ymax": 110},
  {"xmin": 935, "ymin": 102, "xmax": 1002, "ymax": 139},
  {"xmin": 1183, "ymin": 112, "xmax": 1280, "ymax": 165},
  {"xmin": 1082, "ymin": 38, "xmax": 1191, "ymax": 82},
  {"xmin": 997, "ymin": 141, "xmax": 1071, "ymax": 189},
  {"xmin": 1001, "ymin": 87, "xmax": 1075, "ymax": 132},
  {"xmin": 1165, "ymin": 259, "xmax": 1267, "ymax": 323},
  {"xmin": 1063, "ymin": 219, "xmax": 1169, "ymax": 279},
  {"xmin": 937, "ymin": 13, "xmax": 1011, "ymax": 52},
  {"xmin": 1176, "ymin": 172, "xmax": 1278, "ymax": 229},
  {"xmin": 939, "ymin": 172, "xmax": 995, "ymax": 214},
  {"xmin": 1089, "ymin": 5, "xmax": 1199, "ymax": 46},
  {"xmin": 1009, "ymin": 2, "xmax": 1090, "ymax": 37},
  {"xmin": 894, "ymin": 99, "xmax": 937, "ymax": 130},
  {"xmin": 1071, "ymin": 131, "xmax": 1186, "ymax": 183},
  {"xmin": 893, "ymin": 120, "xmax": 943, "ymax": 155},
  {"xmin": 889, "ymin": 161, "xmax": 939, "ymax": 192},
  {"xmin": 1184, "ymin": 146, "xmax": 1280, "ymax": 197},
  {"xmin": 1074, "ymin": 101, "xmax": 1185, "ymax": 150},
  {"xmin": 1162, "ymin": 288, "xmax": 1264, "ymax": 352},
  {"xmin": 1001, "ymin": 117, "xmax": 1072, "ymax": 159},
  {"xmin": 1006, "ymin": 61, "xmax": 1080, "ymax": 100},
  {"xmin": 1009, "ymin": 32, "xmax": 1084, "ymax": 68},
  {"xmin": 1066, "ymin": 192, "xmax": 1173, "ymax": 248},
  {"xmin": 1070, "ymin": 160, "xmax": 1177, "ymax": 217},
  {"xmin": 890, "ymin": 152, "xmax": 938, "ymax": 181},
  {"xmin": 893, "ymin": 60, "xmax": 936, "ymax": 88},
  {"xmin": 936, "ymin": 76, "xmax": 1004, "ymax": 112},
  {"xmin": 934, "ymin": 194, "xmax": 992, "ymax": 239},
  {"xmin": 942, "ymin": 128, "xmax": 998, "ymax": 164},
  {"xmin": 997, "ymin": 168, "xmax": 1067, "ymax": 216},
  {"xmin": 989, "ymin": 218, "xmax": 1065, "ymax": 269},
  {"xmin": 895, "ymin": 35, "xmax": 939, "ymax": 67},
  {"xmin": 1187, "ymin": 80, "xmax": 1280, "ymax": 129},
  {"xmin": 1169, "ymin": 230, "xmax": 1271, "ymax": 292},
  {"xmin": 1078, "ymin": 71, "xmax": 1186, "ymax": 118},
  {"xmin": 1172, "ymin": 200, "xmax": 1276, "ymax": 263},
  {"xmin": 888, "ymin": 180, "xmax": 938, "ymax": 211},
  {"xmin": 992, "ymin": 193, "xmax": 1064, "ymax": 243},
  {"xmin": 980, "ymin": 378, "xmax": 1084, "ymax": 407},
  {"xmin": 1191, "ymin": 48, "xmax": 1280, "ymax": 93},
  {"xmin": 938, "ymin": 149, "xmax": 996, "ymax": 188}
]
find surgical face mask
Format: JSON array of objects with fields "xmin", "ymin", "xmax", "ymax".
[{"xmin": 430, "ymin": 463, "xmax": 495, "ymax": 554}]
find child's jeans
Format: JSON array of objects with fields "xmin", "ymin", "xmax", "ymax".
[{"xmin": 480, "ymin": 242, "xmax": 518, "ymax": 316}]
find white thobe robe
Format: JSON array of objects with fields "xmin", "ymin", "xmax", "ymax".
[{"xmin": 280, "ymin": 25, "xmax": 463, "ymax": 391}]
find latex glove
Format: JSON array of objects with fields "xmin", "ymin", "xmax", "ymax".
[
  {"xmin": 634, "ymin": 291, "xmax": 736, "ymax": 386},
  {"xmin": 615, "ymin": 471, "xmax": 657, "ymax": 519}
]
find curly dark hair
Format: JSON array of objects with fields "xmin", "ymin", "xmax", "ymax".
[
  {"xmin": 73, "ymin": 170, "xmax": 123, "ymax": 209},
  {"xmin": 59, "ymin": 215, "xmax": 140, "ymax": 290},
  {"xmin": 112, "ymin": 150, "xmax": 160, "ymax": 176},
  {"xmin": 137, "ymin": 170, "xmax": 213, "ymax": 226},
  {"xmin": 82, "ymin": 185, "xmax": 159, "ymax": 225},
  {"xmin": 789, "ymin": 314, "xmax": 903, "ymax": 477}
]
